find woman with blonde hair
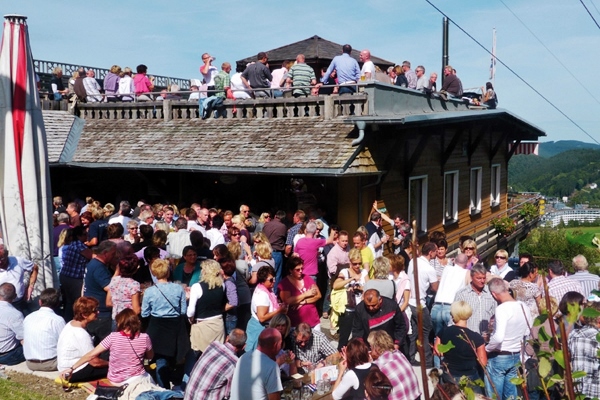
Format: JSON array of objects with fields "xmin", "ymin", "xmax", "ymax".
[
  {"xmin": 187, "ymin": 259, "xmax": 226, "ymax": 355},
  {"xmin": 364, "ymin": 256, "xmax": 395, "ymax": 299},
  {"xmin": 254, "ymin": 213, "xmax": 271, "ymax": 233},
  {"xmin": 104, "ymin": 65, "xmax": 121, "ymax": 102},
  {"xmin": 333, "ymin": 248, "xmax": 367, "ymax": 350},
  {"xmin": 117, "ymin": 66, "xmax": 135, "ymax": 102},
  {"xmin": 490, "ymin": 249, "xmax": 515, "ymax": 281},
  {"xmin": 460, "ymin": 239, "xmax": 479, "ymax": 269},
  {"xmin": 434, "ymin": 300, "xmax": 486, "ymax": 393},
  {"xmin": 248, "ymin": 240, "xmax": 274, "ymax": 286},
  {"xmin": 141, "ymin": 259, "xmax": 188, "ymax": 388}
]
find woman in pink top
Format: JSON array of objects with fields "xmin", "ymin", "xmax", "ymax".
[
  {"xmin": 60, "ymin": 309, "xmax": 154, "ymax": 385},
  {"xmin": 278, "ymin": 256, "xmax": 322, "ymax": 330},
  {"xmin": 133, "ymin": 64, "xmax": 155, "ymax": 101}
]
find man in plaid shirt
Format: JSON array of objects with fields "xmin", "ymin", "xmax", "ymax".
[
  {"xmin": 184, "ymin": 329, "xmax": 246, "ymax": 400},
  {"xmin": 548, "ymin": 260, "xmax": 585, "ymax": 303},
  {"xmin": 292, "ymin": 323, "xmax": 337, "ymax": 371},
  {"xmin": 368, "ymin": 330, "xmax": 421, "ymax": 400},
  {"xmin": 568, "ymin": 301, "xmax": 600, "ymax": 399}
]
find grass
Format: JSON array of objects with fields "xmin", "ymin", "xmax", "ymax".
[
  {"xmin": 565, "ymin": 227, "xmax": 600, "ymax": 248},
  {"xmin": 0, "ymin": 378, "xmax": 61, "ymax": 400}
]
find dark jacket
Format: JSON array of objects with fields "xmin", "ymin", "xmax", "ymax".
[{"xmin": 352, "ymin": 296, "xmax": 407, "ymax": 346}]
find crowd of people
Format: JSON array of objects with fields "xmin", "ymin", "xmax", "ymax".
[
  {"xmin": 48, "ymin": 44, "xmax": 498, "ymax": 110},
  {"xmin": 0, "ymin": 194, "xmax": 598, "ymax": 400}
]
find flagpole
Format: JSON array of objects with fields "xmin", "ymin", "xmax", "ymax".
[{"xmin": 491, "ymin": 28, "xmax": 496, "ymax": 87}]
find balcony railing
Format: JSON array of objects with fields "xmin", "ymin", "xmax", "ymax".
[
  {"xmin": 445, "ymin": 194, "xmax": 543, "ymax": 258},
  {"xmin": 41, "ymin": 82, "xmax": 480, "ymax": 121},
  {"xmin": 33, "ymin": 59, "xmax": 190, "ymax": 90}
]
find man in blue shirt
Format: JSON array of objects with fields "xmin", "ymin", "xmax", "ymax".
[
  {"xmin": 83, "ymin": 240, "xmax": 117, "ymax": 344},
  {"xmin": 322, "ymin": 44, "xmax": 360, "ymax": 95}
]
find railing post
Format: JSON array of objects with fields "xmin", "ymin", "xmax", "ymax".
[
  {"xmin": 324, "ymin": 96, "xmax": 334, "ymax": 120},
  {"xmin": 163, "ymin": 100, "xmax": 172, "ymax": 122}
]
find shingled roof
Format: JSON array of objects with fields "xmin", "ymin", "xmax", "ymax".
[
  {"xmin": 236, "ymin": 35, "xmax": 394, "ymax": 72},
  {"xmin": 47, "ymin": 114, "xmax": 379, "ymax": 176}
]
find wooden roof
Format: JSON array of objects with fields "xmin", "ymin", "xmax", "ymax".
[
  {"xmin": 236, "ymin": 35, "xmax": 395, "ymax": 71},
  {"xmin": 44, "ymin": 111, "xmax": 379, "ymax": 176}
]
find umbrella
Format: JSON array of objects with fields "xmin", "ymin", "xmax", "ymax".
[{"xmin": 0, "ymin": 14, "xmax": 54, "ymax": 295}]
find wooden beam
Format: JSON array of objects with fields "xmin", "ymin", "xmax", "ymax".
[
  {"xmin": 467, "ymin": 126, "xmax": 485, "ymax": 166},
  {"xmin": 403, "ymin": 131, "xmax": 429, "ymax": 188},
  {"xmin": 507, "ymin": 139, "xmax": 522, "ymax": 161},
  {"xmin": 489, "ymin": 126, "xmax": 508, "ymax": 167},
  {"xmin": 440, "ymin": 128, "xmax": 462, "ymax": 175}
]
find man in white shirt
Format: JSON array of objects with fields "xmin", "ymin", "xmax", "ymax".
[
  {"xmin": 431, "ymin": 253, "xmax": 469, "ymax": 337},
  {"xmin": 167, "ymin": 218, "xmax": 192, "ymax": 258},
  {"xmin": 231, "ymin": 328, "xmax": 283, "ymax": 400},
  {"xmin": 205, "ymin": 215, "xmax": 226, "ymax": 250},
  {"xmin": 407, "ymin": 242, "xmax": 439, "ymax": 367},
  {"xmin": 108, "ymin": 200, "xmax": 132, "ymax": 229},
  {"xmin": 23, "ymin": 288, "xmax": 65, "ymax": 371},
  {"xmin": 0, "ymin": 244, "xmax": 38, "ymax": 307},
  {"xmin": 485, "ymin": 278, "xmax": 532, "ymax": 400},
  {"xmin": 415, "ymin": 65, "xmax": 428, "ymax": 91},
  {"xmin": 359, "ymin": 49, "xmax": 376, "ymax": 81}
]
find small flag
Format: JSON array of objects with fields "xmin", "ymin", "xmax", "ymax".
[{"xmin": 490, "ymin": 28, "xmax": 496, "ymax": 80}]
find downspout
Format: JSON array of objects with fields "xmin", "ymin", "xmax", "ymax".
[{"xmin": 351, "ymin": 120, "xmax": 367, "ymax": 146}]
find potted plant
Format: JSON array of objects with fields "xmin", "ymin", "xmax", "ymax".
[
  {"xmin": 519, "ymin": 203, "xmax": 538, "ymax": 222},
  {"xmin": 490, "ymin": 216, "xmax": 515, "ymax": 237}
]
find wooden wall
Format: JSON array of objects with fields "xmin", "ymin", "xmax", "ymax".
[{"xmin": 364, "ymin": 123, "xmax": 510, "ymax": 248}]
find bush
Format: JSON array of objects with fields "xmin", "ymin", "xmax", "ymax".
[{"xmin": 520, "ymin": 227, "xmax": 600, "ymax": 271}]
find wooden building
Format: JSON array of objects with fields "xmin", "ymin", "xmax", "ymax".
[
  {"xmin": 42, "ymin": 82, "xmax": 544, "ymax": 253},
  {"xmin": 236, "ymin": 35, "xmax": 394, "ymax": 75}
]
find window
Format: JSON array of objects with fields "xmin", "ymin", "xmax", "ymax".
[
  {"xmin": 490, "ymin": 164, "xmax": 501, "ymax": 207},
  {"xmin": 470, "ymin": 167, "xmax": 482, "ymax": 214},
  {"xmin": 409, "ymin": 176, "xmax": 428, "ymax": 231},
  {"xmin": 443, "ymin": 171, "xmax": 459, "ymax": 224}
]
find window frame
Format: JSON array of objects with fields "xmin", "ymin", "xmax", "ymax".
[
  {"xmin": 443, "ymin": 170, "xmax": 459, "ymax": 225},
  {"xmin": 470, "ymin": 167, "xmax": 482, "ymax": 215},
  {"xmin": 490, "ymin": 164, "xmax": 501, "ymax": 207},
  {"xmin": 408, "ymin": 175, "xmax": 428, "ymax": 232}
]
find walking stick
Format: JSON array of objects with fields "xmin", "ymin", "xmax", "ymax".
[{"xmin": 411, "ymin": 220, "xmax": 430, "ymax": 399}]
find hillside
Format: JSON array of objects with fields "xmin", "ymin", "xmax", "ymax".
[
  {"xmin": 508, "ymin": 149, "xmax": 600, "ymax": 202},
  {"xmin": 539, "ymin": 140, "xmax": 600, "ymax": 158}
]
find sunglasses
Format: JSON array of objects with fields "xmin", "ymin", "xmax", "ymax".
[
  {"xmin": 495, "ymin": 256, "xmax": 507, "ymax": 260},
  {"xmin": 267, "ymin": 277, "xmax": 275, "ymax": 283},
  {"xmin": 294, "ymin": 268, "xmax": 303, "ymax": 272},
  {"xmin": 351, "ymin": 262, "xmax": 362, "ymax": 266},
  {"xmin": 464, "ymin": 247, "xmax": 474, "ymax": 250},
  {"xmin": 231, "ymin": 233, "xmax": 240, "ymax": 237}
]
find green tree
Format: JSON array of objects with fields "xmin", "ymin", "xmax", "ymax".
[{"xmin": 520, "ymin": 227, "xmax": 600, "ymax": 270}]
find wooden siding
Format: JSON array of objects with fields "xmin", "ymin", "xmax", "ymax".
[{"xmin": 371, "ymin": 124, "xmax": 511, "ymax": 248}]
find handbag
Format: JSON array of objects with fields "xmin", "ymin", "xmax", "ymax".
[
  {"xmin": 346, "ymin": 286, "xmax": 357, "ymax": 309},
  {"xmin": 94, "ymin": 383, "xmax": 128, "ymax": 400}
]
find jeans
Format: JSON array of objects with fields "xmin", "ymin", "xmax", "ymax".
[
  {"xmin": 431, "ymin": 303, "xmax": 452, "ymax": 336},
  {"xmin": 408, "ymin": 305, "xmax": 433, "ymax": 367},
  {"xmin": 338, "ymin": 86, "xmax": 356, "ymax": 95},
  {"xmin": 485, "ymin": 353, "xmax": 520, "ymax": 400},
  {"xmin": 272, "ymin": 251, "xmax": 283, "ymax": 294},
  {"xmin": 155, "ymin": 356, "xmax": 174, "ymax": 389},
  {"xmin": 60, "ymin": 275, "xmax": 83, "ymax": 322},
  {"xmin": 0, "ymin": 344, "xmax": 25, "ymax": 365},
  {"xmin": 225, "ymin": 314, "xmax": 237, "ymax": 335}
]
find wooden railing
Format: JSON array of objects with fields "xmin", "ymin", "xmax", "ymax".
[
  {"xmin": 74, "ymin": 94, "xmax": 369, "ymax": 121},
  {"xmin": 446, "ymin": 194, "xmax": 543, "ymax": 257}
]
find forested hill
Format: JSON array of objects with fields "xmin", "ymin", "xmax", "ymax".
[
  {"xmin": 508, "ymin": 148, "xmax": 600, "ymax": 199},
  {"xmin": 539, "ymin": 140, "xmax": 600, "ymax": 157}
]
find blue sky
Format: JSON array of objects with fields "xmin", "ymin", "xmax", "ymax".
[{"xmin": 6, "ymin": 0, "xmax": 600, "ymax": 143}]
